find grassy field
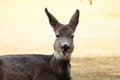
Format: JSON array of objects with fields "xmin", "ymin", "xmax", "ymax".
[
  {"xmin": 72, "ymin": 56, "xmax": 120, "ymax": 80},
  {"xmin": 0, "ymin": 0, "xmax": 120, "ymax": 80}
]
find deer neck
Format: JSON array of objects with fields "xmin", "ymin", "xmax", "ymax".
[{"xmin": 50, "ymin": 52, "xmax": 71, "ymax": 79}]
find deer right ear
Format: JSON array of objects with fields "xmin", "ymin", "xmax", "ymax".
[
  {"xmin": 69, "ymin": 9, "xmax": 79, "ymax": 31},
  {"xmin": 45, "ymin": 8, "xmax": 58, "ymax": 29}
]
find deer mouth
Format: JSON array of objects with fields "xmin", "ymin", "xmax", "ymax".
[
  {"xmin": 60, "ymin": 51, "xmax": 71, "ymax": 60},
  {"xmin": 61, "ymin": 48, "xmax": 69, "ymax": 56},
  {"xmin": 61, "ymin": 50, "xmax": 67, "ymax": 56},
  {"xmin": 61, "ymin": 45, "xmax": 70, "ymax": 56}
]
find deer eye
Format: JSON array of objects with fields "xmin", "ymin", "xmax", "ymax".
[
  {"xmin": 71, "ymin": 35, "xmax": 74, "ymax": 39},
  {"xmin": 56, "ymin": 35, "xmax": 60, "ymax": 38}
]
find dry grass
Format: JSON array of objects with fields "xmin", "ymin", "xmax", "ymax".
[{"xmin": 71, "ymin": 56, "xmax": 120, "ymax": 80}]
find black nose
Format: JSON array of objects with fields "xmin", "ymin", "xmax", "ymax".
[{"xmin": 61, "ymin": 44, "xmax": 70, "ymax": 52}]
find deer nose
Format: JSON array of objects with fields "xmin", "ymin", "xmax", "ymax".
[{"xmin": 61, "ymin": 44, "xmax": 70, "ymax": 52}]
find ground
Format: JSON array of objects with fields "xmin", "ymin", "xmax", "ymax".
[{"xmin": 72, "ymin": 56, "xmax": 120, "ymax": 80}]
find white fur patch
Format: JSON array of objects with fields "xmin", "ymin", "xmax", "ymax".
[
  {"xmin": 61, "ymin": 42, "xmax": 70, "ymax": 47},
  {"xmin": 54, "ymin": 51, "xmax": 71, "ymax": 60}
]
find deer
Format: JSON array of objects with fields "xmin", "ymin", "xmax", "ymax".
[{"xmin": 0, "ymin": 8, "xmax": 79, "ymax": 80}]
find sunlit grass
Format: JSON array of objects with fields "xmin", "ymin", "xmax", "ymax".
[{"xmin": 71, "ymin": 56, "xmax": 120, "ymax": 80}]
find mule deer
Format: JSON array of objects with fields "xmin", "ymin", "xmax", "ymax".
[{"xmin": 0, "ymin": 8, "xmax": 79, "ymax": 80}]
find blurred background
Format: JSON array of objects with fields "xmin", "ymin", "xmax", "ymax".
[{"xmin": 0, "ymin": 0, "xmax": 120, "ymax": 57}]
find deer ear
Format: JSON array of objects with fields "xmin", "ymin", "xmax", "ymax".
[
  {"xmin": 69, "ymin": 9, "xmax": 79, "ymax": 31},
  {"xmin": 45, "ymin": 8, "xmax": 58, "ymax": 29}
]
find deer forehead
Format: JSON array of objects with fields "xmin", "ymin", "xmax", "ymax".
[{"xmin": 55, "ymin": 25, "xmax": 74, "ymax": 36}]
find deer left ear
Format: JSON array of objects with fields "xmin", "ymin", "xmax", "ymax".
[
  {"xmin": 69, "ymin": 9, "xmax": 80, "ymax": 31},
  {"xmin": 45, "ymin": 8, "xmax": 59, "ymax": 29}
]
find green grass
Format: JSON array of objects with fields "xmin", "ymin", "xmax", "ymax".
[{"xmin": 71, "ymin": 56, "xmax": 120, "ymax": 80}]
